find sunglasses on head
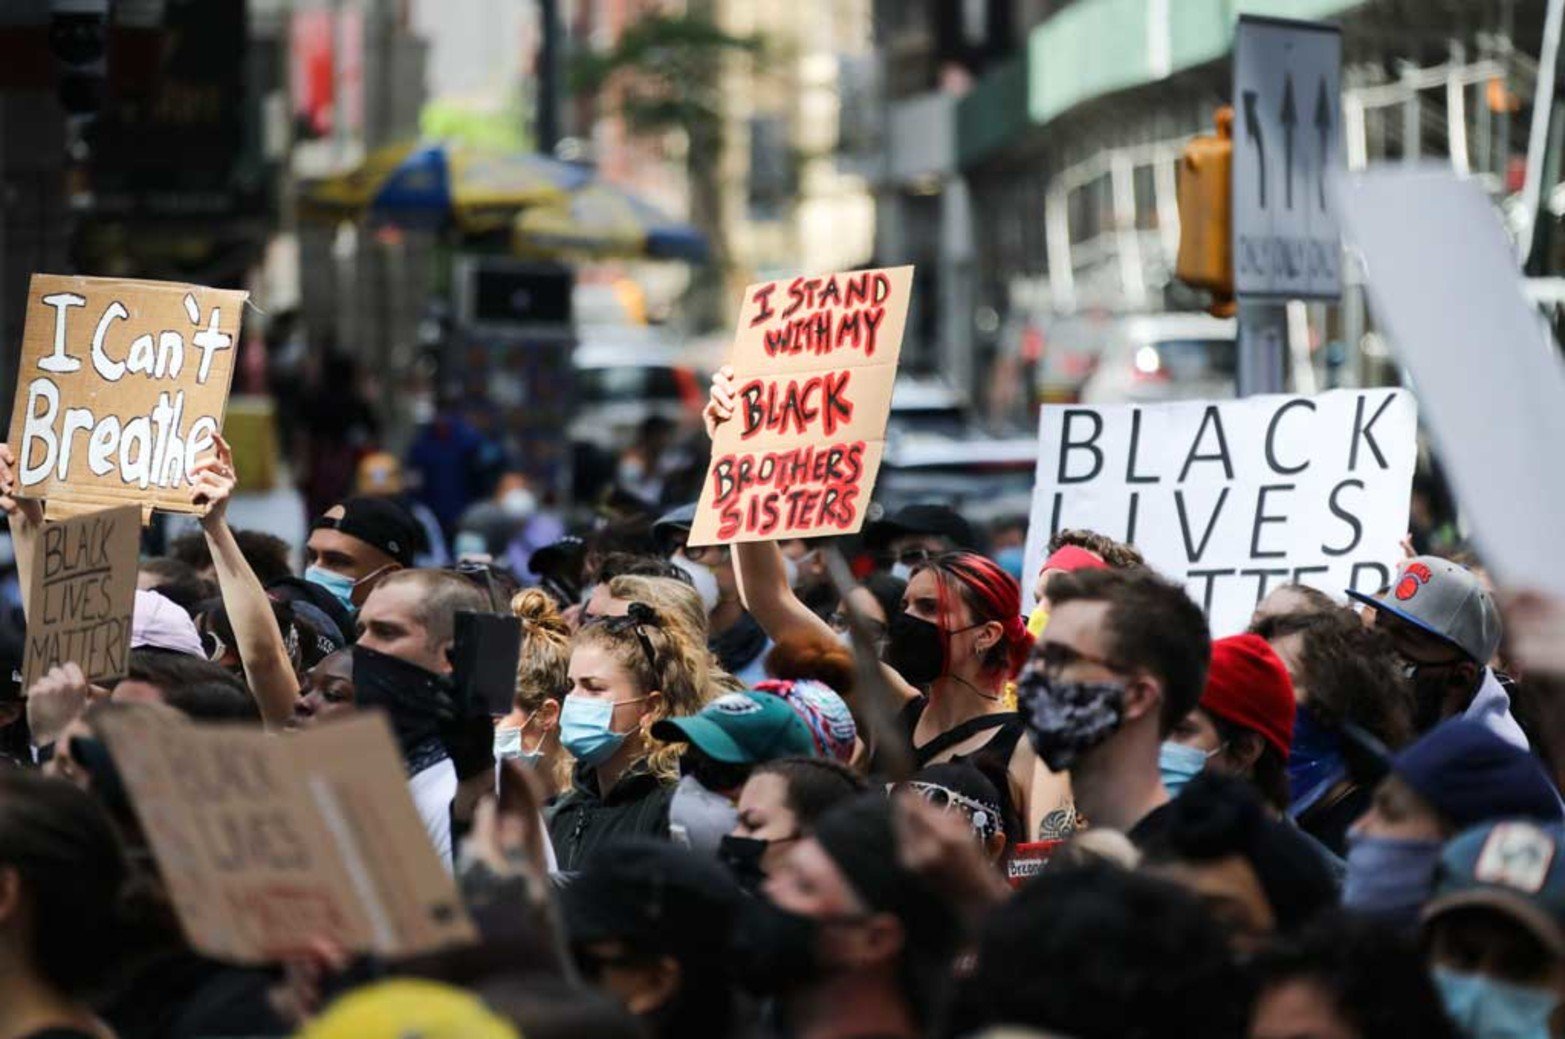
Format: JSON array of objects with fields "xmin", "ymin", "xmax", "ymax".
[{"xmin": 588, "ymin": 601, "xmax": 661, "ymax": 674}]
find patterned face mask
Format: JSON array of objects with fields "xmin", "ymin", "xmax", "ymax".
[{"xmin": 1017, "ymin": 667, "xmax": 1128, "ymax": 773}]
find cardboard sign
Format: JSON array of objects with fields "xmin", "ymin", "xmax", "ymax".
[
  {"xmin": 688, "ymin": 266, "xmax": 913, "ymax": 545},
  {"xmin": 96, "ymin": 710, "xmax": 475, "ymax": 965},
  {"xmin": 1022, "ymin": 389, "xmax": 1417, "ymax": 636},
  {"xmin": 7, "ymin": 274, "xmax": 244, "ymax": 518},
  {"xmin": 22, "ymin": 504, "xmax": 140, "ymax": 692},
  {"xmin": 1334, "ymin": 167, "xmax": 1565, "ymax": 600}
]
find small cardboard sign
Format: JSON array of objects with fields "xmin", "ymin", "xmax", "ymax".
[
  {"xmin": 95, "ymin": 710, "xmax": 476, "ymax": 965},
  {"xmin": 7, "ymin": 274, "xmax": 244, "ymax": 517},
  {"xmin": 1022, "ymin": 389, "xmax": 1418, "ymax": 636},
  {"xmin": 22, "ymin": 504, "xmax": 140, "ymax": 692},
  {"xmin": 688, "ymin": 266, "xmax": 913, "ymax": 545}
]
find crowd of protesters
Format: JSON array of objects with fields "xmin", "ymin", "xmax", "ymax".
[{"xmin": 0, "ymin": 365, "xmax": 1561, "ymax": 1039}]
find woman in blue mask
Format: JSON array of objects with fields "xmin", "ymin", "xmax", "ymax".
[
  {"xmin": 492, "ymin": 589, "xmax": 573, "ymax": 801},
  {"xmin": 1422, "ymin": 821, "xmax": 1565, "ymax": 1039},
  {"xmin": 547, "ymin": 601, "xmax": 710, "ymax": 872}
]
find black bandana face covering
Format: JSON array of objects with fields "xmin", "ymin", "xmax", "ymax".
[
  {"xmin": 1019, "ymin": 669, "xmax": 1128, "ymax": 773},
  {"xmin": 351, "ymin": 644, "xmax": 457, "ymax": 757}
]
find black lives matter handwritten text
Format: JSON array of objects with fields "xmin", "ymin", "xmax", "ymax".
[{"xmin": 22, "ymin": 503, "xmax": 139, "ymax": 689}]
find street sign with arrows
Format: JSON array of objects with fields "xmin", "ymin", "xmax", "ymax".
[{"xmin": 1232, "ymin": 15, "xmax": 1342, "ymax": 300}]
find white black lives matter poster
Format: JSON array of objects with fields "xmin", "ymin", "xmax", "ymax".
[{"xmin": 1022, "ymin": 389, "xmax": 1417, "ymax": 636}]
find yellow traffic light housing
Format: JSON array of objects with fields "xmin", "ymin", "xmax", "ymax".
[{"xmin": 1176, "ymin": 106, "xmax": 1236, "ymax": 318}]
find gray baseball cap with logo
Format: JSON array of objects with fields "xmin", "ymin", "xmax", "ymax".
[{"xmin": 1347, "ymin": 555, "xmax": 1503, "ymax": 664}]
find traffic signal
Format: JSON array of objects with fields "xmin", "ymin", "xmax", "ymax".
[{"xmin": 1175, "ymin": 106, "xmax": 1235, "ymax": 318}]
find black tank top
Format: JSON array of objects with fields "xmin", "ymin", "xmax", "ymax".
[{"xmin": 899, "ymin": 697, "xmax": 1027, "ymax": 845}]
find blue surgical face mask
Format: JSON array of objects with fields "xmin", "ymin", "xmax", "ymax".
[
  {"xmin": 995, "ymin": 545, "xmax": 1026, "ymax": 582},
  {"xmin": 1433, "ymin": 966, "xmax": 1559, "ymax": 1039},
  {"xmin": 559, "ymin": 694, "xmax": 645, "ymax": 768},
  {"xmin": 1342, "ymin": 832, "xmax": 1443, "ymax": 923},
  {"xmin": 493, "ymin": 724, "xmax": 542, "ymax": 766},
  {"xmin": 305, "ymin": 565, "xmax": 357, "ymax": 611},
  {"xmin": 1159, "ymin": 741, "xmax": 1216, "ymax": 797}
]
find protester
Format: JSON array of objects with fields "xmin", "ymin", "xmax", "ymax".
[
  {"xmin": 285, "ymin": 569, "xmax": 487, "ymax": 862},
  {"xmin": 0, "ymin": 768, "xmax": 129, "ymax": 1039},
  {"xmin": 1135, "ymin": 774, "xmax": 1338, "ymax": 951},
  {"xmin": 1251, "ymin": 606, "xmax": 1414, "ymax": 854},
  {"xmin": 741, "ymin": 792, "xmax": 962, "ymax": 1039},
  {"xmin": 826, "ymin": 571, "xmax": 906, "ymax": 655},
  {"xmin": 947, "ymin": 861, "xmax": 1247, "ymax": 1039},
  {"xmin": 1250, "ymin": 914, "xmax": 1460, "ymax": 1039},
  {"xmin": 652, "ymin": 689, "xmax": 819, "ymax": 855},
  {"xmin": 1348, "ymin": 554, "xmax": 1525, "ymax": 746},
  {"xmin": 1022, "ymin": 566, "xmax": 1211, "ymax": 836},
  {"xmin": 168, "ymin": 527, "xmax": 294, "ymax": 587},
  {"xmin": 723, "ymin": 757, "xmax": 868, "ymax": 889},
  {"xmin": 137, "ymin": 556, "xmax": 215, "ymax": 614},
  {"xmin": 1422, "ymin": 820, "xmax": 1565, "ymax": 1038},
  {"xmin": 1164, "ymin": 634, "xmax": 1295, "ymax": 809},
  {"xmin": 561, "ymin": 839, "xmax": 744, "ymax": 1039},
  {"xmin": 1028, "ymin": 541, "xmax": 1110, "ymax": 636},
  {"xmin": 548, "ymin": 600, "xmax": 711, "ymax": 871},
  {"xmin": 1251, "ymin": 581, "xmax": 1338, "ymax": 626},
  {"xmin": 493, "ymin": 589, "xmax": 573, "ymax": 798},
  {"xmin": 1343, "ymin": 718, "xmax": 1562, "ymax": 926},
  {"xmin": 292, "ymin": 648, "xmax": 355, "ymax": 728},
  {"xmin": 864, "ymin": 503, "xmax": 981, "ymax": 578},
  {"xmin": 304, "ymin": 495, "xmax": 423, "ymax": 612},
  {"xmin": 455, "ymin": 471, "xmax": 565, "ymax": 579},
  {"xmin": 899, "ymin": 761, "xmax": 1009, "ymax": 864},
  {"xmin": 755, "ymin": 674, "xmax": 860, "ymax": 765},
  {"xmin": 653, "ymin": 502, "xmax": 773, "ymax": 684}
]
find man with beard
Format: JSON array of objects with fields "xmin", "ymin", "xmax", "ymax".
[
  {"xmin": 1019, "ymin": 567, "xmax": 1211, "ymax": 837},
  {"xmin": 1347, "ymin": 556, "xmax": 1524, "ymax": 748}
]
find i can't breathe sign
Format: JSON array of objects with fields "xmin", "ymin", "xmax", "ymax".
[{"xmin": 1022, "ymin": 389, "xmax": 1418, "ymax": 636}]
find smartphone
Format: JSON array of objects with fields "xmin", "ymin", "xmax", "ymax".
[{"xmin": 451, "ymin": 611, "xmax": 523, "ymax": 718}]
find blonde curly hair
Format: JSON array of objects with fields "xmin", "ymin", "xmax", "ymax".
[
  {"xmin": 608, "ymin": 574, "xmax": 744, "ymax": 695},
  {"xmin": 572, "ymin": 593, "xmax": 713, "ymax": 781}
]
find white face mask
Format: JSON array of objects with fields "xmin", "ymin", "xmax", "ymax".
[
  {"xmin": 500, "ymin": 487, "xmax": 537, "ymax": 518},
  {"xmin": 410, "ymin": 396, "xmax": 435, "ymax": 425},
  {"xmin": 672, "ymin": 553, "xmax": 720, "ymax": 614},
  {"xmin": 890, "ymin": 561, "xmax": 914, "ymax": 583},
  {"xmin": 782, "ymin": 553, "xmax": 801, "ymax": 589}
]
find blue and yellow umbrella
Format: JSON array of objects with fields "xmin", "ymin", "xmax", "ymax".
[
  {"xmin": 299, "ymin": 141, "xmax": 593, "ymax": 233},
  {"xmin": 512, "ymin": 180, "xmax": 709, "ymax": 263}
]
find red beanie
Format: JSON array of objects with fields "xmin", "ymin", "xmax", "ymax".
[{"xmin": 1199, "ymin": 634, "xmax": 1295, "ymax": 760}]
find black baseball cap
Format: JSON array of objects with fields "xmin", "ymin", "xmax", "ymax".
[
  {"xmin": 561, "ymin": 839, "xmax": 741, "ymax": 955},
  {"xmin": 863, "ymin": 504, "xmax": 978, "ymax": 553},
  {"xmin": 312, "ymin": 496, "xmax": 422, "ymax": 568},
  {"xmin": 650, "ymin": 503, "xmax": 699, "ymax": 555}
]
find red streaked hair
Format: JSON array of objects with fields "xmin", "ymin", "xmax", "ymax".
[{"xmin": 921, "ymin": 551, "xmax": 1034, "ymax": 678}]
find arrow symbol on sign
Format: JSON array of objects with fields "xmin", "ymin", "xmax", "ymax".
[
  {"xmin": 1281, "ymin": 73, "xmax": 1297, "ymax": 210},
  {"xmin": 1314, "ymin": 76, "xmax": 1331, "ymax": 211},
  {"xmin": 1243, "ymin": 89, "xmax": 1266, "ymax": 209}
]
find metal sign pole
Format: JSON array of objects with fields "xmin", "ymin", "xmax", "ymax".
[{"xmin": 1232, "ymin": 16, "xmax": 1344, "ymax": 395}]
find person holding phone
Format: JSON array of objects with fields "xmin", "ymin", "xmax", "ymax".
[{"xmin": 548, "ymin": 601, "xmax": 712, "ymax": 872}]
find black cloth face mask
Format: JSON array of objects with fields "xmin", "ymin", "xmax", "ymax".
[
  {"xmin": 885, "ymin": 612, "xmax": 945, "ymax": 687},
  {"xmin": 1019, "ymin": 669, "xmax": 1128, "ymax": 772}
]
